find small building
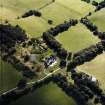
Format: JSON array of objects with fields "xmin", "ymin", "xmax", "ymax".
[
  {"xmin": 44, "ymin": 55, "xmax": 57, "ymax": 68},
  {"xmin": 91, "ymin": 76, "xmax": 97, "ymax": 82}
]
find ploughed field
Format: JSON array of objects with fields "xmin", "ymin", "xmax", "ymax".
[{"xmin": 0, "ymin": 0, "xmax": 105, "ymax": 105}]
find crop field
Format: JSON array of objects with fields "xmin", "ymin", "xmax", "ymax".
[{"xmin": 0, "ymin": 0, "xmax": 105, "ymax": 105}]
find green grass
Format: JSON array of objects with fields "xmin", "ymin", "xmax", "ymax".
[
  {"xmin": 0, "ymin": 0, "xmax": 51, "ymax": 14},
  {"xmin": 0, "ymin": 0, "xmax": 51, "ymax": 37},
  {"xmin": 10, "ymin": 17, "xmax": 50, "ymax": 37},
  {"xmin": 89, "ymin": 8, "xmax": 105, "ymax": 32},
  {"xmin": 0, "ymin": 0, "xmax": 96, "ymax": 93},
  {"xmin": 56, "ymin": 23, "xmax": 99, "ymax": 53},
  {"xmin": 10, "ymin": 82, "xmax": 77, "ymax": 105},
  {"xmin": 0, "ymin": 0, "xmax": 53, "ymax": 95},
  {"xmin": 0, "ymin": 0, "xmax": 95, "ymax": 34},
  {"xmin": 0, "ymin": 0, "xmax": 105, "ymax": 104},
  {"xmin": 92, "ymin": 0, "xmax": 103, "ymax": 3},
  {"xmin": 0, "ymin": 58, "xmax": 22, "ymax": 94},
  {"xmin": 40, "ymin": 0, "xmax": 94, "ymax": 25},
  {"xmin": 77, "ymin": 53, "xmax": 105, "ymax": 89}
]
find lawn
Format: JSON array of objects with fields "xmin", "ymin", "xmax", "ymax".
[
  {"xmin": 56, "ymin": 23, "xmax": 99, "ymax": 53},
  {"xmin": 89, "ymin": 8, "xmax": 105, "ymax": 32},
  {"xmin": 10, "ymin": 82, "xmax": 77, "ymax": 105},
  {"xmin": 77, "ymin": 53, "xmax": 105, "ymax": 89}
]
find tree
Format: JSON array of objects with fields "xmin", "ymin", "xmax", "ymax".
[
  {"xmin": 94, "ymin": 97, "xmax": 100, "ymax": 104},
  {"xmin": 17, "ymin": 79, "xmax": 27, "ymax": 89},
  {"xmin": 24, "ymin": 55, "xmax": 30, "ymax": 62},
  {"xmin": 60, "ymin": 60, "xmax": 67, "ymax": 68},
  {"xmin": 48, "ymin": 20, "xmax": 53, "ymax": 25},
  {"xmin": 92, "ymin": 1, "xmax": 98, "ymax": 6}
]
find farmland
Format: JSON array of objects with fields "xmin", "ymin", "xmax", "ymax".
[
  {"xmin": 89, "ymin": 8, "xmax": 105, "ymax": 32},
  {"xmin": 10, "ymin": 82, "xmax": 77, "ymax": 105},
  {"xmin": 0, "ymin": 58, "xmax": 22, "ymax": 94},
  {"xmin": 56, "ymin": 23, "xmax": 99, "ymax": 52},
  {"xmin": 78, "ymin": 53, "xmax": 105, "ymax": 89},
  {"xmin": 0, "ymin": 0, "xmax": 105, "ymax": 105},
  {"xmin": 0, "ymin": 0, "xmax": 96, "ymax": 91},
  {"xmin": 0, "ymin": 0, "xmax": 94, "ymax": 35}
]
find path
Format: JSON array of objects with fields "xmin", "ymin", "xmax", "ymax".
[{"xmin": 1, "ymin": 68, "xmax": 60, "ymax": 95}]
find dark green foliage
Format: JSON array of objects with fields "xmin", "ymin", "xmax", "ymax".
[{"xmin": 22, "ymin": 10, "xmax": 42, "ymax": 18}]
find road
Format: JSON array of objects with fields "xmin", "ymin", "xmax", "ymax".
[
  {"xmin": 1, "ymin": 68, "xmax": 60, "ymax": 95},
  {"xmin": 1, "ymin": 67, "xmax": 93, "ymax": 95},
  {"xmin": 27, "ymin": 68, "xmax": 60, "ymax": 85}
]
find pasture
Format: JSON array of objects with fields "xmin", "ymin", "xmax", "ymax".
[
  {"xmin": 0, "ymin": 0, "xmax": 105, "ymax": 105},
  {"xmin": 0, "ymin": 0, "xmax": 94, "ymax": 35},
  {"xmin": 0, "ymin": 58, "xmax": 22, "ymax": 94},
  {"xmin": 78, "ymin": 53, "xmax": 105, "ymax": 89},
  {"xmin": 10, "ymin": 82, "xmax": 77, "ymax": 105},
  {"xmin": 56, "ymin": 23, "xmax": 99, "ymax": 52},
  {"xmin": 0, "ymin": 0, "xmax": 96, "ymax": 92},
  {"xmin": 89, "ymin": 8, "xmax": 105, "ymax": 32}
]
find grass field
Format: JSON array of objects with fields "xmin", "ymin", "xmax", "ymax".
[
  {"xmin": 56, "ymin": 23, "xmax": 99, "ymax": 52},
  {"xmin": 89, "ymin": 8, "xmax": 105, "ymax": 32},
  {"xmin": 78, "ymin": 53, "xmax": 105, "ymax": 89},
  {"xmin": 10, "ymin": 82, "xmax": 77, "ymax": 105},
  {"xmin": 0, "ymin": 0, "xmax": 105, "ymax": 104},
  {"xmin": 81, "ymin": 7, "xmax": 105, "ymax": 89},
  {"xmin": 0, "ymin": 0, "xmax": 94, "ymax": 35},
  {"xmin": 0, "ymin": 0, "xmax": 51, "ymax": 36},
  {"xmin": 40, "ymin": 0, "xmax": 94, "ymax": 25},
  {"xmin": 0, "ymin": 0, "xmax": 95, "ymax": 92},
  {"xmin": 10, "ymin": 17, "xmax": 50, "ymax": 37},
  {"xmin": 95, "ymin": 0, "xmax": 103, "ymax": 2},
  {"xmin": 0, "ymin": 58, "xmax": 22, "ymax": 94}
]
